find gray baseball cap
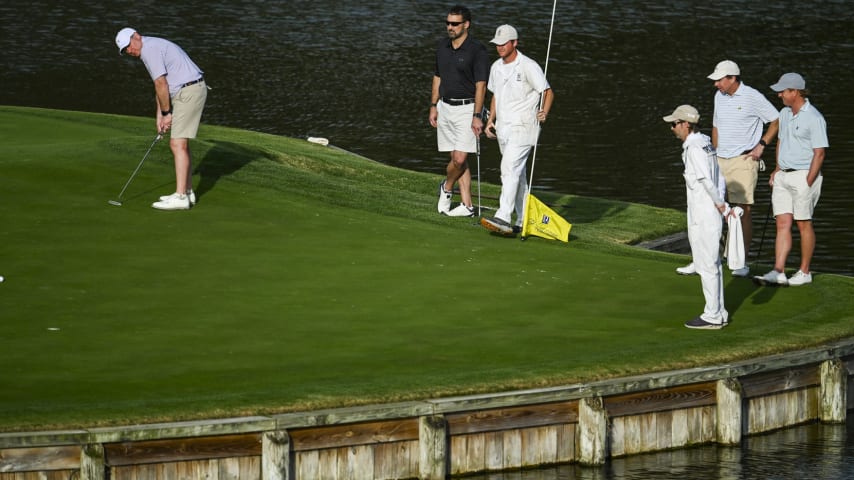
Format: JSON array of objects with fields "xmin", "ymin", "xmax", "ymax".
[{"xmin": 770, "ymin": 72, "xmax": 806, "ymax": 91}]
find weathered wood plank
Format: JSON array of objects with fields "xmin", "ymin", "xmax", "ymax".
[
  {"xmin": 740, "ymin": 364, "xmax": 820, "ymax": 398},
  {"xmin": 261, "ymin": 430, "xmax": 289, "ymax": 480},
  {"xmin": 656, "ymin": 410, "xmax": 673, "ymax": 450},
  {"xmin": 0, "ymin": 445, "xmax": 80, "ymax": 472},
  {"xmin": 289, "ymin": 418, "xmax": 418, "ymax": 452},
  {"xmin": 670, "ymin": 409, "xmax": 688, "ymax": 448},
  {"xmin": 502, "ymin": 430, "xmax": 521, "ymax": 468},
  {"xmin": 484, "ymin": 431, "xmax": 503, "ymax": 471},
  {"xmin": 820, "ymin": 359, "xmax": 847, "ymax": 423},
  {"xmin": 577, "ymin": 397, "xmax": 607, "ymax": 465},
  {"xmin": 604, "ymin": 382, "xmax": 716, "ymax": 417},
  {"xmin": 446, "ymin": 401, "xmax": 578, "ymax": 435},
  {"xmin": 556, "ymin": 423, "xmax": 574, "ymax": 462},
  {"xmin": 418, "ymin": 415, "xmax": 446, "ymax": 480},
  {"xmin": 317, "ymin": 448, "xmax": 338, "ymax": 480},
  {"xmin": 103, "ymin": 433, "xmax": 261, "ymax": 466}
]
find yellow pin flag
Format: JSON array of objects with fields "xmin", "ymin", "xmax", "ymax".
[{"xmin": 522, "ymin": 194, "xmax": 571, "ymax": 242}]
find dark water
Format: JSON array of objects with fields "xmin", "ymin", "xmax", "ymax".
[
  {"xmin": 468, "ymin": 417, "xmax": 854, "ymax": 480},
  {"xmin": 1, "ymin": 0, "xmax": 852, "ymax": 275}
]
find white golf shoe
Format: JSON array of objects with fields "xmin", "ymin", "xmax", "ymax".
[
  {"xmin": 753, "ymin": 269, "xmax": 788, "ymax": 286},
  {"xmin": 437, "ymin": 179, "xmax": 452, "ymax": 214},
  {"xmin": 787, "ymin": 270, "xmax": 812, "ymax": 286},
  {"xmin": 152, "ymin": 192, "xmax": 191, "ymax": 210},
  {"xmin": 160, "ymin": 189, "xmax": 196, "ymax": 205},
  {"xmin": 676, "ymin": 263, "xmax": 697, "ymax": 275},
  {"xmin": 731, "ymin": 266, "xmax": 750, "ymax": 277},
  {"xmin": 446, "ymin": 204, "xmax": 475, "ymax": 217}
]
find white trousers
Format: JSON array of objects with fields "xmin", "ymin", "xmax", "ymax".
[
  {"xmin": 688, "ymin": 216, "xmax": 727, "ymax": 324},
  {"xmin": 495, "ymin": 137, "xmax": 531, "ymax": 225}
]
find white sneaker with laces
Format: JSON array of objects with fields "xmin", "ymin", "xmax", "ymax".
[
  {"xmin": 731, "ymin": 266, "xmax": 750, "ymax": 277},
  {"xmin": 787, "ymin": 270, "xmax": 812, "ymax": 286},
  {"xmin": 446, "ymin": 204, "xmax": 475, "ymax": 217},
  {"xmin": 160, "ymin": 189, "xmax": 196, "ymax": 205},
  {"xmin": 437, "ymin": 180, "xmax": 452, "ymax": 214},
  {"xmin": 152, "ymin": 193, "xmax": 191, "ymax": 210},
  {"xmin": 676, "ymin": 263, "xmax": 697, "ymax": 275},
  {"xmin": 753, "ymin": 269, "xmax": 788, "ymax": 286}
]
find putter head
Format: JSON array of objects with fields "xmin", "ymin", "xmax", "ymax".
[{"xmin": 108, "ymin": 200, "xmax": 123, "ymax": 206}]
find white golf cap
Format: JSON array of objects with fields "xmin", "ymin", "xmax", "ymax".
[
  {"xmin": 770, "ymin": 72, "xmax": 806, "ymax": 91},
  {"xmin": 490, "ymin": 24, "xmax": 518, "ymax": 44},
  {"xmin": 707, "ymin": 60, "xmax": 740, "ymax": 80},
  {"xmin": 115, "ymin": 27, "xmax": 136, "ymax": 54},
  {"xmin": 663, "ymin": 104, "xmax": 700, "ymax": 124}
]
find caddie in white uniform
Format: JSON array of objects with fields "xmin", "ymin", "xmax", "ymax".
[
  {"xmin": 664, "ymin": 105, "xmax": 730, "ymax": 330},
  {"xmin": 480, "ymin": 24, "xmax": 554, "ymax": 235}
]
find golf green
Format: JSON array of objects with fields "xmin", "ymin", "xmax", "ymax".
[{"xmin": 1, "ymin": 106, "xmax": 852, "ymax": 432}]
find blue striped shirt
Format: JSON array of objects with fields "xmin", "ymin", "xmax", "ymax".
[{"xmin": 712, "ymin": 83, "xmax": 779, "ymax": 158}]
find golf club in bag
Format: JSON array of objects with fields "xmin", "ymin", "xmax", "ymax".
[{"xmin": 108, "ymin": 134, "xmax": 162, "ymax": 206}]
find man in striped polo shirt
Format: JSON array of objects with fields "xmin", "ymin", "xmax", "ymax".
[{"xmin": 707, "ymin": 60, "xmax": 779, "ymax": 277}]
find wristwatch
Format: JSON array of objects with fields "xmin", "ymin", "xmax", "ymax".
[
  {"xmin": 161, "ymin": 108, "xmax": 173, "ymax": 116},
  {"xmin": 473, "ymin": 112, "xmax": 482, "ymax": 119}
]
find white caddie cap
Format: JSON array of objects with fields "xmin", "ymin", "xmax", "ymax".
[
  {"xmin": 115, "ymin": 27, "xmax": 136, "ymax": 55},
  {"xmin": 490, "ymin": 24, "xmax": 518, "ymax": 45},
  {"xmin": 770, "ymin": 72, "xmax": 806, "ymax": 91},
  {"xmin": 707, "ymin": 60, "xmax": 740, "ymax": 80},
  {"xmin": 663, "ymin": 104, "xmax": 700, "ymax": 124}
]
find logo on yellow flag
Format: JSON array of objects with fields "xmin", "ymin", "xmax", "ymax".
[{"xmin": 522, "ymin": 194, "xmax": 571, "ymax": 242}]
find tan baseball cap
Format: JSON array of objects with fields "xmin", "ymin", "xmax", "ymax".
[
  {"xmin": 707, "ymin": 60, "xmax": 740, "ymax": 80},
  {"xmin": 663, "ymin": 105, "xmax": 700, "ymax": 124}
]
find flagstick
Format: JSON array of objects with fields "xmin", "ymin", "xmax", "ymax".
[{"xmin": 522, "ymin": 0, "xmax": 558, "ymax": 238}]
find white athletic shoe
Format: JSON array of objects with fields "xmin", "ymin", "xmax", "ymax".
[
  {"xmin": 160, "ymin": 189, "xmax": 196, "ymax": 205},
  {"xmin": 787, "ymin": 270, "xmax": 812, "ymax": 286},
  {"xmin": 446, "ymin": 204, "xmax": 475, "ymax": 217},
  {"xmin": 152, "ymin": 193, "xmax": 191, "ymax": 210},
  {"xmin": 437, "ymin": 180, "xmax": 452, "ymax": 214},
  {"xmin": 753, "ymin": 269, "xmax": 788, "ymax": 286},
  {"xmin": 676, "ymin": 263, "xmax": 697, "ymax": 275},
  {"xmin": 731, "ymin": 266, "xmax": 750, "ymax": 277}
]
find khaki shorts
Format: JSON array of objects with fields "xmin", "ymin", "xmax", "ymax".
[
  {"xmin": 436, "ymin": 101, "xmax": 477, "ymax": 153},
  {"xmin": 171, "ymin": 81, "xmax": 207, "ymax": 139},
  {"xmin": 772, "ymin": 170, "xmax": 822, "ymax": 221},
  {"xmin": 717, "ymin": 154, "xmax": 758, "ymax": 205}
]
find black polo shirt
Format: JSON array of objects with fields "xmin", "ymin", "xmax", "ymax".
[{"xmin": 434, "ymin": 35, "xmax": 490, "ymax": 100}]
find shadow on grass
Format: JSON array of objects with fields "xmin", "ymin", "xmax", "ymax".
[
  {"xmin": 194, "ymin": 140, "xmax": 266, "ymax": 201},
  {"xmin": 725, "ymin": 276, "xmax": 781, "ymax": 323},
  {"xmin": 544, "ymin": 194, "xmax": 630, "ymax": 242}
]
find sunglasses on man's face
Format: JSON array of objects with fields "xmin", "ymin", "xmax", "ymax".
[
  {"xmin": 446, "ymin": 21, "xmax": 464, "ymax": 26},
  {"xmin": 671, "ymin": 121, "xmax": 684, "ymax": 128}
]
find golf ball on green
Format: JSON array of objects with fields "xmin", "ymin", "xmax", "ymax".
[{"xmin": 0, "ymin": 276, "xmax": 4, "ymax": 282}]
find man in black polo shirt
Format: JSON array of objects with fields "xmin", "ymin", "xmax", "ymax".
[{"xmin": 428, "ymin": 5, "xmax": 490, "ymax": 217}]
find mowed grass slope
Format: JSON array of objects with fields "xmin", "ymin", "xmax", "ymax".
[{"xmin": 1, "ymin": 106, "xmax": 852, "ymax": 432}]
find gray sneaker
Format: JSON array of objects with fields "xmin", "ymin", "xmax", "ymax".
[
  {"xmin": 684, "ymin": 316, "xmax": 725, "ymax": 330},
  {"xmin": 480, "ymin": 216, "xmax": 513, "ymax": 235},
  {"xmin": 437, "ymin": 180, "xmax": 452, "ymax": 214},
  {"xmin": 752, "ymin": 269, "xmax": 788, "ymax": 286},
  {"xmin": 731, "ymin": 266, "xmax": 750, "ymax": 277}
]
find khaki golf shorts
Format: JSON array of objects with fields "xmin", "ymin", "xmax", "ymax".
[
  {"xmin": 171, "ymin": 81, "xmax": 207, "ymax": 139},
  {"xmin": 717, "ymin": 154, "xmax": 758, "ymax": 205},
  {"xmin": 437, "ymin": 101, "xmax": 477, "ymax": 153}
]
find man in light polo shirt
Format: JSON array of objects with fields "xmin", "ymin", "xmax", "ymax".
[
  {"xmin": 428, "ymin": 5, "xmax": 489, "ymax": 217},
  {"xmin": 754, "ymin": 73, "xmax": 828, "ymax": 287},
  {"xmin": 703, "ymin": 60, "xmax": 779, "ymax": 276},
  {"xmin": 480, "ymin": 25, "xmax": 554, "ymax": 235},
  {"xmin": 115, "ymin": 28, "xmax": 207, "ymax": 211}
]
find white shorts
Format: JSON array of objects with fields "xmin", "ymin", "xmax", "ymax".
[
  {"xmin": 436, "ymin": 101, "xmax": 476, "ymax": 153},
  {"xmin": 772, "ymin": 170, "xmax": 822, "ymax": 220},
  {"xmin": 171, "ymin": 81, "xmax": 207, "ymax": 139}
]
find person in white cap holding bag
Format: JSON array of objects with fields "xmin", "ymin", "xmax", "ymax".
[
  {"xmin": 115, "ymin": 27, "xmax": 207, "ymax": 210},
  {"xmin": 480, "ymin": 24, "xmax": 554, "ymax": 235},
  {"xmin": 689, "ymin": 60, "xmax": 779, "ymax": 277},
  {"xmin": 664, "ymin": 105, "xmax": 729, "ymax": 329},
  {"xmin": 754, "ymin": 73, "xmax": 828, "ymax": 286}
]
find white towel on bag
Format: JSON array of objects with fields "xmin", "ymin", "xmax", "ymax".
[{"xmin": 724, "ymin": 206, "xmax": 745, "ymax": 270}]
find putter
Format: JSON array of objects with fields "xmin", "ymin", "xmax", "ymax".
[
  {"xmin": 756, "ymin": 193, "xmax": 774, "ymax": 260},
  {"xmin": 108, "ymin": 134, "xmax": 162, "ymax": 206},
  {"xmin": 476, "ymin": 136, "xmax": 481, "ymax": 217}
]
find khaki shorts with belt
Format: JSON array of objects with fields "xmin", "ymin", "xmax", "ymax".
[{"xmin": 717, "ymin": 153, "xmax": 758, "ymax": 205}]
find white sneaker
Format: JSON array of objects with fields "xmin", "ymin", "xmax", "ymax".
[
  {"xmin": 437, "ymin": 180, "xmax": 452, "ymax": 214},
  {"xmin": 446, "ymin": 204, "xmax": 475, "ymax": 217},
  {"xmin": 731, "ymin": 267, "xmax": 750, "ymax": 277},
  {"xmin": 152, "ymin": 193, "xmax": 191, "ymax": 210},
  {"xmin": 676, "ymin": 263, "xmax": 697, "ymax": 275},
  {"xmin": 160, "ymin": 189, "xmax": 196, "ymax": 205},
  {"xmin": 787, "ymin": 270, "xmax": 812, "ymax": 286},
  {"xmin": 753, "ymin": 269, "xmax": 788, "ymax": 286}
]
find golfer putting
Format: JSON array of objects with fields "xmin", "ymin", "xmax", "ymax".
[{"xmin": 115, "ymin": 27, "xmax": 207, "ymax": 210}]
